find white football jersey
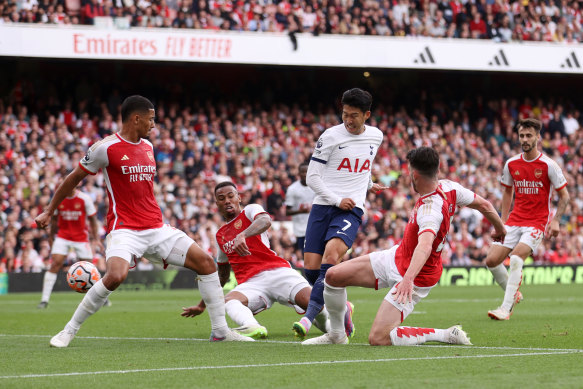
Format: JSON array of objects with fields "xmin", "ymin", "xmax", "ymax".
[
  {"xmin": 309, "ymin": 123, "xmax": 383, "ymax": 211},
  {"xmin": 284, "ymin": 180, "xmax": 315, "ymax": 237}
]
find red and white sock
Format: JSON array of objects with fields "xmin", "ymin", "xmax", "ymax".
[{"xmin": 389, "ymin": 326, "xmax": 446, "ymax": 346}]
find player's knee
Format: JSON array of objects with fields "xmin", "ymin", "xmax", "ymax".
[
  {"xmin": 484, "ymin": 255, "xmax": 502, "ymax": 268},
  {"xmin": 102, "ymin": 271, "xmax": 127, "ymax": 290},
  {"xmin": 368, "ymin": 329, "xmax": 392, "ymax": 346},
  {"xmin": 324, "ymin": 267, "xmax": 345, "ymax": 287}
]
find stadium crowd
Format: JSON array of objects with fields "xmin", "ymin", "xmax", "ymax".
[
  {"xmin": 3, "ymin": 0, "xmax": 583, "ymax": 42},
  {"xmin": 1, "ymin": 75, "xmax": 582, "ymax": 274}
]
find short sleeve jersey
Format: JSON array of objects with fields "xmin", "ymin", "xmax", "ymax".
[
  {"xmin": 284, "ymin": 180, "xmax": 315, "ymax": 237},
  {"xmin": 395, "ymin": 180, "xmax": 476, "ymax": 287},
  {"xmin": 79, "ymin": 133, "xmax": 163, "ymax": 233},
  {"xmin": 55, "ymin": 191, "xmax": 96, "ymax": 242},
  {"xmin": 310, "ymin": 124, "xmax": 383, "ymax": 211},
  {"xmin": 215, "ymin": 204, "xmax": 291, "ymax": 284},
  {"xmin": 501, "ymin": 153, "xmax": 568, "ymax": 231}
]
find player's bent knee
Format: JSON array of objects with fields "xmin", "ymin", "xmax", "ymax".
[
  {"xmin": 324, "ymin": 267, "xmax": 345, "ymax": 287},
  {"xmin": 102, "ymin": 271, "xmax": 127, "ymax": 290},
  {"xmin": 368, "ymin": 330, "xmax": 392, "ymax": 346}
]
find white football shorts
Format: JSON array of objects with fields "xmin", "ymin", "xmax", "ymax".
[
  {"xmin": 105, "ymin": 224, "xmax": 194, "ymax": 267},
  {"xmin": 369, "ymin": 245, "xmax": 434, "ymax": 322},
  {"xmin": 51, "ymin": 237, "xmax": 93, "ymax": 259},
  {"xmin": 230, "ymin": 267, "xmax": 310, "ymax": 315},
  {"xmin": 492, "ymin": 225, "xmax": 544, "ymax": 252}
]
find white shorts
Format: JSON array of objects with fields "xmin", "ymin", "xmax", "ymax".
[
  {"xmin": 51, "ymin": 237, "xmax": 93, "ymax": 259},
  {"xmin": 105, "ymin": 224, "xmax": 194, "ymax": 267},
  {"xmin": 369, "ymin": 246, "xmax": 433, "ymax": 322},
  {"xmin": 493, "ymin": 225, "xmax": 544, "ymax": 252},
  {"xmin": 231, "ymin": 267, "xmax": 310, "ymax": 315}
]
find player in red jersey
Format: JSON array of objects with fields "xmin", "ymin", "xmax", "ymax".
[
  {"xmin": 37, "ymin": 188, "xmax": 105, "ymax": 309},
  {"xmin": 35, "ymin": 95, "xmax": 250, "ymax": 347},
  {"xmin": 486, "ymin": 118, "xmax": 569, "ymax": 321},
  {"xmin": 181, "ymin": 182, "xmax": 331, "ymax": 339},
  {"xmin": 302, "ymin": 147, "xmax": 506, "ymax": 346}
]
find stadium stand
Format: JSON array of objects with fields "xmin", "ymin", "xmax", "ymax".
[
  {"xmin": 1, "ymin": 0, "xmax": 583, "ymax": 42},
  {"xmin": 0, "ymin": 62, "xmax": 581, "ymax": 273}
]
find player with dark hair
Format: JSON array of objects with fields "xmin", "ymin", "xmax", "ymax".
[
  {"xmin": 302, "ymin": 146, "xmax": 506, "ymax": 345},
  {"xmin": 181, "ymin": 182, "xmax": 330, "ymax": 338},
  {"xmin": 485, "ymin": 118, "xmax": 569, "ymax": 320},
  {"xmin": 292, "ymin": 88, "xmax": 387, "ymax": 339},
  {"xmin": 35, "ymin": 95, "xmax": 251, "ymax": 347}
]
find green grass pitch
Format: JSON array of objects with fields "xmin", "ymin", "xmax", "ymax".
[{"xmin": 1, "ymin": 284, "xmax": 582, "ymax": 388}]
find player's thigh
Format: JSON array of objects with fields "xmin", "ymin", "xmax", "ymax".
[
  {"xmin": 325, "ymin": 254, "xmax": 376, "ymax": 288},
  {"xmin": 182, "ymin": 241, "xmax": 216, "ymax": 274},
  {"xmin": 304, "ymin": 252, "xmax": 323, "ymax": 270},
  {"xmin": 511, "ymin": 242, "xmax": 535, "ymax": 259},
  {"xmin": 369, "ymin": 300, "xmax": 403, "ymax": 346},
  {"xmin": 292, "ymin": 286, "xmax": 311, "ymax": 310},
  {"xmin": 321, "ymin": 237, "xmax": 349, "ymax": 265},
  {"xmin": 49, "ymin": 254, "xmax": 67, "ymax": 271},
  {"xmin": 485, "ymin": 244, "xmax": 512, "ymax": 267},
  {"xmin": 102, "ymin": 256, "xmax": 131, "ymax": 289}
]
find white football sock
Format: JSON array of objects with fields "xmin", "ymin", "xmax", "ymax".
[
  {"xmin": 197, "ymin": 272, "xmax": 229, "ymax": 337},
  {"xmin": 67, "ymin": 279, "xmax": 112, "ymax": 331},
  {"xmin": 41, "ymin": 271, "xmax": 58, "ymax": 303},
  {"xmin": 389, "ymin": 326, "xmax": 446, "ymax": 346},
  {"xmin": 313, "ymin": 306, "xmax": 331, "ymax": 333},
  {"xmin": 323, "ymin": 282, "xmax": 347, "ymax": 337},
  {"xmin": 225, "ymin": 299, "xmax": 259, "ymax": 327},
  {"xmin": 501, "ymin": 255, "xmax": 523, "ymax": 311},
  {"xmin": 488, "ymin": 263, "xmax": 508, "ymax": 291}
]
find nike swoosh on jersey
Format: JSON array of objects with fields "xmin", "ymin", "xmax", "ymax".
[{"xmin": 338, "ymin": 145, "xmax": 349, "ymax": 149}]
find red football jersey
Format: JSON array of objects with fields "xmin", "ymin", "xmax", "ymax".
[
  {"xmin": 501, "ymin": 153, "xmax": 568, "ymax": 231},
  {"xmin": 79, "ymin": 133, "xmax": 163, "ymax": 233},
  {"xmin": 395, "ymin": 180, "xmax": 476, "ymax": 287},
  {"xmin": 216, "ymin": 204, "xmax": 291, "ymax": 284},
  {"xmin": 56, "ymin": 191, "xmax": 96, "ymax": 242}
]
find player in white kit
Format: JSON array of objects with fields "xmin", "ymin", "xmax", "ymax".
[
  {"xmin": 292, "ymin": 88, "xmax": 387, "ymax": 339},
  {"xmin": 302, "ymin": 147, "xmax": 506, "ymax": 345},
  {"xmin": 485, "ymin": 118, "xmax": 569, "ymax": 320},
  {"xmin": 285, "ymin": 163, "xmax": 315, "ymax": 260},
  {"xmin": 37, "ymin": 188, "xmax": 105, "ymax": 309},
  {"xmin": 35, "ymin": 95, "xmax": 250, "ymax": 347}
]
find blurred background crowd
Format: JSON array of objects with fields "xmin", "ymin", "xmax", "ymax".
[
  {"xmin": 3, "ymin": 0, "xmax": 583, "ymax": 42},
  {"xmin": 0, "ymin": 61, "xmax": 582, "ymax": 274}
]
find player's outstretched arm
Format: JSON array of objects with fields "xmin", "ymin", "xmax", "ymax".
[
  {"xmin": 467, "ymin": 194, "xmax": 506, "ymax": 243},
  {"xmin": 392, "ymin": 232, "xmax": 434, "ymax": 304},
  {"xmin": 35, "ymin": 166, "xmax": 89, "ymax": 229}
]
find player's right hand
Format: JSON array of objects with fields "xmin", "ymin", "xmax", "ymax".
[
  {"xmin": 34, "ymin": 211, "xmax": 52, "ymax": 229},
  {"xmin": 181, "ymin": 305, "xmax": 205, "ymax": 317},
  {"xmin": 338, "ymin": 198, "xmax": 356, "ymax": 211},
  {"xmin": 491, "ymin": 227, "xmax": 506, "ymax": 243}
]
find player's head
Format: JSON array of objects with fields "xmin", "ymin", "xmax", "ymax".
[
  {"xmin": 121, "ymin": 95, "xmax": 155, "ymax": 139},
  {"xmin": 341, "ymin": 88, "xmax": 372, "ymax": 135},
  {"xmin": 516, "ymin": 118, "xmax": 541, "ymax": 154},
  {"xmin": 299, "ymin": 163, "xmax": 309, "ymax": 186},
  {"xmin": 406, "ymin": 147, "xmax": 439, "ymax": 193},
  {"xmin": 214, "ymin": 181, "xmax": 242, "ymax": 220}
]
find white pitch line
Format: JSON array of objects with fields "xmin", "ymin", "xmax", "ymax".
[
  {"xmin": 0, "ymin": 351, "xmax": 579, "ymax": 380},
  {"xmin": 1, "ymin": 334, "xmax": 582, "ymax": 352}
]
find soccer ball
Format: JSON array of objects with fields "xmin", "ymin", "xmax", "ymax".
[{"xmin": 67, "ymin": 261, "xmax": 101, "ymax": 293}]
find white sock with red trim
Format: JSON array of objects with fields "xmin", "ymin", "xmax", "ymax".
[
  {"xmin": 67, "ymin": 279, "xmax": 112, "ymax": 331},
  {"xmin": 225, "ymin": 299, "xmax": 259, "ymax": 327},
  {"xmin": 501, "ymin": 255, "xmax": 523, "ymax": 311},
  {"xmin": 389, "ymin": 326, "xmax": 446, "ymax": 346},
  {"xmin": 198, "ymin": 272, "xmax": 229, "ymax": 337},
  {"xmin": 488, "ymin": 263, "xmax": 508, "ymax": 291},
  {"xmin": 41, "ymin": 271, "xmax": 57, "ymax": 303}
]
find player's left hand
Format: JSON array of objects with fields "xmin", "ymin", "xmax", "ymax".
[
  {"xmin": 491, "ymin": 227, "xmax": 506, "ymax": 243},
  {"xmin": 233, "ymin": 234, "xmax": 251, "ymax": 256},
  {"xmin": 368, "ymin": 183, "xmax": 390, "ymax": 195},
  {"xmin": 545, "ymin": 220, "xmax": 560, "ymax": 239},
  {"xmin": 181, "ymin": 305, "xmax": 205, "ymax": 318},
  {"xmin": 391, "ymin": 278, "xmax": 414, "ymax": 305}
]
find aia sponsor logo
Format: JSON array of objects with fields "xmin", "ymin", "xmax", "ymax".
[{"xmin": 337, "ymin": 158, "xmax": 371, "ymax": 173}]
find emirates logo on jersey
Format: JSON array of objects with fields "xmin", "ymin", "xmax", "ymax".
[
  {"xmin": 147, "ymin": 151, "xmax": 155, "ymax": 162},
  {"xmin": 534, "ymin": 169, "xmax": 543, "ymax": 178},
  {"xmin": 234, "ymin": 220, "xmax": 243, "ymax": 229}
]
